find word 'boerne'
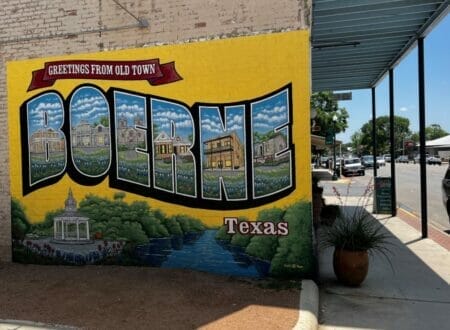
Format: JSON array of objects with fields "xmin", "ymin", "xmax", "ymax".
[{"xmin": 21, "ymin": 84, "xmax": 294, "ymax": 209}]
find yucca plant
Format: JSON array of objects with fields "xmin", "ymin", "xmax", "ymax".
[{"xmin": 321, "ymin": 179, "xmax": 394, "ymax": 285}]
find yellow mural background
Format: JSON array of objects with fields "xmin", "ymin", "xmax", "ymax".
[{"xmin": 7, "ymin": 30, "xmax": 311, "ymax": 225}]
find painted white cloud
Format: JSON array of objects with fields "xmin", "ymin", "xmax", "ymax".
[
  {"xmin": 261, "ymin": 105, "xmax": 286, "ymax": 115},
  {"xmin": 72, "ymin": 96, "xmax": 104, "ymax": 108},
  {"xmin": 201, "ymin": 124, "xmax": 223, "ymax": 134},
  {"xmin": 117, "ymin": 103, "xmax": 144, "ymax": 112},
  {"xmin": 175, "ymin": 119, "xmax": 194, "ymax": 129},
  {"xmin": 254, "ymin": 112, "xmax": 287, "ymax": 123},
  {"xmin": 253, "ymin": 122, "xmax": 270, "ymax": 129},
  {"xmin": 30, "ymin": 102, "xmax": 62, "ymax": 116},
  {"xmin": 153, "ymin": 109, "xmax": 190, "ymax": 121},
  {"xmin": 201, "ymin": 118, "xmax": 223, "ymax": 130}
]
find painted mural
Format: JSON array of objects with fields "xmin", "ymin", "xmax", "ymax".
[{"xmin": 8, "ymin": 30, "xmax": 313, "ymax": 278}]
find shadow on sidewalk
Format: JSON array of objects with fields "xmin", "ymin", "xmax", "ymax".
[{"xmin": 316, "ymin": 204, "xmax": 450, "ymax": 330}]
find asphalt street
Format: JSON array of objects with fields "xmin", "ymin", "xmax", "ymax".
[{"xmin": 320, "ymin": 162, "xmax": 450, "ymax": 233}]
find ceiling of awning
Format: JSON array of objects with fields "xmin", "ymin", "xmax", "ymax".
[{"xmin": 312, "ymin": 0, "xmax": 449, "ymax": 92}]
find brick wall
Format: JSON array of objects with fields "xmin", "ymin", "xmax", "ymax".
[{"xmin": 0, "ymin": 0, "xmax": 311, "ymax": 261}]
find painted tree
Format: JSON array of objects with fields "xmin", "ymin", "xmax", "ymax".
[
  {"xmin": 11, "ymin": 198, "xmax": 31, "ymax": 241},
  {"xmin": 245, "ymin": 207, "xmax": 285, "ymax": 261}
]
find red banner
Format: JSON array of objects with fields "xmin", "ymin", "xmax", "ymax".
[{"xmin": 27, "ymin": 59, "xmax": 182, "ymax": 91}]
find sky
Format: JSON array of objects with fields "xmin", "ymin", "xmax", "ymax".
[{"xmin": 336, "ymin": 13, "xmax": 450, "ymax": 144}]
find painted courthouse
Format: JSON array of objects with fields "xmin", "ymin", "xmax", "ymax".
[{"xmin": 1, "ymin": 0, "xmax": 314, "ymax": 278}]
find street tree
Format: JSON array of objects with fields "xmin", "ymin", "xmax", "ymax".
[
  {"xmin": 310, "ymin": 91, "xmax": 349, "ymax": 137},
  {"xmin": 425, "ymin": 124, "xmax": 448, "ymax": 141},
  {"xmin": 355, "ymin": 115, "xmax": 411, "ymax": 155},
  {"xmin": 410, "ymin": 124, "xmax": 448, "ymax": 143}
]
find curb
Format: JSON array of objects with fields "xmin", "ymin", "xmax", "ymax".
[
  {"xmin": 294, "ymin": 280, "xmax": 319, "ymax": 330},
  {"xmin": 0, "ymin": 319, "xmax": 77, "ymax": 330}
]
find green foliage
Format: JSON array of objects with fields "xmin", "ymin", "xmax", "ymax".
[
  {"xmin": 29, "ymin": 209, "xmax": 64, "ymax": 237},
  {"xmin": 230, "ymin": 232, "xmax": 252, "ymax": 248},
  {"xmin": 353, "ymin": 116, "xmax": 411, "ymax": 155},
  {"xmin": 99, "ymin": 115, "xmax": 109, "ymax": 127},
  {"xmin": 161, "ymin": 216, "xmax": 183, "ymax": 236},
  {"xmin": 311, "ymin": 91, "xmax": 349, "ymax": 137},
  {"xmin": 119, "ymin": 221, "xmax": 148, "ymax": 244},
  {"xmin": 424, "ymin": 124, "xmax": 448, "ymax": 141},
  {"xmin": 215, "ymin": 225, "xmax": 233, "ymax": 242},
  {"xmin": 113, "ymin": 191, "xmax": 126, "ymax": 200},
  {"xmin": 229, "ymin": 217, "xmax": 252, "ymax": 248},
  {"xmin": 78, "ymin": 193, "xmax": 204, "ymax": 243},
  {"xmin": 270, "ymin": 202, "xmax": 314, "ymax": 278},
  {"xmin": 11, "ymin": 198, "xmax": 30, "ymax": 240},
  {"xmin": 173, "ymin": 214, "xmax": 206, "ymax": 232},
  {"xmin": 245, "ymin": 208, "xmax": 284, "ymax": 261},
  {"xmin": 139, "ymin": 214, "xmax": 169, "ymax": 238}
]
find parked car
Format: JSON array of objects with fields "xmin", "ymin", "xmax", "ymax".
[
  {"xmin": 427, "ymin": 156, "xmax": 442, "ymax": 165},
  {"xmin": 395, "ymin": 155, "xmax": 409, "ymax": 163},
  {"xmin": 383, "ymin": 154, "xmax": 391, "ymax": 162},
  {"xmin": 361, "ymin": 155, "xmax": 378, "ymax": 168},
  {"xmin": 376, "ymin": 156, "xmax": 386, "ymax": 167},
  {"xmin": 443, "ymin": 165, "xmax": 450, "ymax": 222},
  {"xmin": 361, "ymin": 155, "xmax": 379, "ymax": 168},
  {"xmin": 342, "ymin": 158, "xmax": 365, "ymax": 177},
  {"xmin": 413, "ymin": 154, "xmax": 429, "ymax": 164}
]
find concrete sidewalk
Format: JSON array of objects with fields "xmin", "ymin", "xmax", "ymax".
[{"xmin": 318, "ymin": 196, "xmax": 450, "ymax": 330}]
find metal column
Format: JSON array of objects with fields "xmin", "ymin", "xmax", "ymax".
[
  {"xmin": 371, "ymin": 87, "xmax": 377, "ymax": 177},
  {"xmin": 418, "ymin": 38, "xmax": 428, "ymax": 238},
  {"xmin": 389, "ymin": 69, "xmax": 397, "ymax": 217}
]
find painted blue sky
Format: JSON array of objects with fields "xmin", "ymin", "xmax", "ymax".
[
  {"xmin": 152, "ymin": 99, "xmax": 193, "ymax": 141},
  {"xmin": 115, "ymin": 91, "xmax": 146, "ymax": 127},
  {"xmin": 251, "ymin": 90, "xmax": 289, "ymax": 135},
  {"xmin": 336, "ymin": 14, "xmax": 450, "ymax": 144},
  {"xmin": 71, "ymin": 87, "xmax": 109, "ymax": 126},
  {"xmin": 200, "ymin": 105, "xmax": 245, "ymax": 143},
  {"xmin": 27, "ymin": 93, "xmax": 63, "ymax": 134}
]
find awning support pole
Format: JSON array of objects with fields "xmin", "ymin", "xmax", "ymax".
[
  {"xmin": 418, "ymin": 37, "xmax": 428, "ymax": 238},
  {"xmin": 372, "ymin": 87, "xmax": 377, "ymax": 178},
  {"xmin": 389, "ymin": 69, "xmax": 397, "ymax": 217}
]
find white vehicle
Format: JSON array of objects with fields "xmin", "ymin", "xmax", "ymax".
[
  {"xmin": 342, "ymin": 158, "xmax": 365, "ymax": 177},
  {"xmin": 377, "ymin": 156, "xmax": 386, "ymax": 167}
]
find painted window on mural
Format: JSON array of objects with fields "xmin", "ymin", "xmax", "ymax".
[
  {"xmin": 251, "ymin": 89, "xmax": 292, "ymax": 198},
  {"xmin": 26, "ymin": 92, "xmax": 66, "ymax": 186},
  {"xmin": 70, "ymin": 86, "xmax": 111, "ymax": 177},
  {"xmin": 114, "ymin": 91, "xmax": 149, "ymax": 187},
  {"xmin": 151, "ymin": 98, "xmax": 196, "ymax": 196},
  {"xmin": 200, "ymin": 105, "xmax": 247, "ymax": 200}
]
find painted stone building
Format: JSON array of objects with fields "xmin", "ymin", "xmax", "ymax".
[
  {"xmin": 1, "ymin": 0, "xmax": 312, "ymax": 266},
  {"xmin": 203, "ymin": 131, "xmax": 244, "ymax": 170},
  {"xmin": 71, "ymin": 121, "xmax": 110, "ymax": 148},
  {"xmin": 253, "ymin": 133, "xmax": 288, "ymax": 164},
  {"xmin": 117, "ymin": 115, "xmax": 145, "ymax": 149},
  {"xmin": 29, "ymin": 128, "xmax": 65, "ymax": 153}
]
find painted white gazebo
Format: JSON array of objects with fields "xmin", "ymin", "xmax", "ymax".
[{"xmin": 53, "ymin": 188, "xmax": 90, "ymax": 242}]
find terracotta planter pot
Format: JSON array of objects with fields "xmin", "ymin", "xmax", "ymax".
[{"xmin": 333, "ymin": 248, "xmax": 369, "ymax": 286}]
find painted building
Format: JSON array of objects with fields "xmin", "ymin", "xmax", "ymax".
[
  {"xmin": 154, "ymin": 131, "xmax": 191, "ymax": 160},
  {"xmin": 29, "ymin": 128, "xmax": 65, "ymax": 153},
  {"xmin": 203, "ymin": 132, "xmax": 244, "ymax": 170},
  {"xmin": 71, "ymin": 121, "xmax": 110, "ymax": 148},
  {"xmin": 2, "ymin": 0, "xmax": 313, "ymax": 280},
  {"xmin": 117, "ymin": 115, "xmax": 145, "ymax": 149},
  {"xmin": 253, "ymin": 133, "xmax": 288, "ymax": 164}
]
